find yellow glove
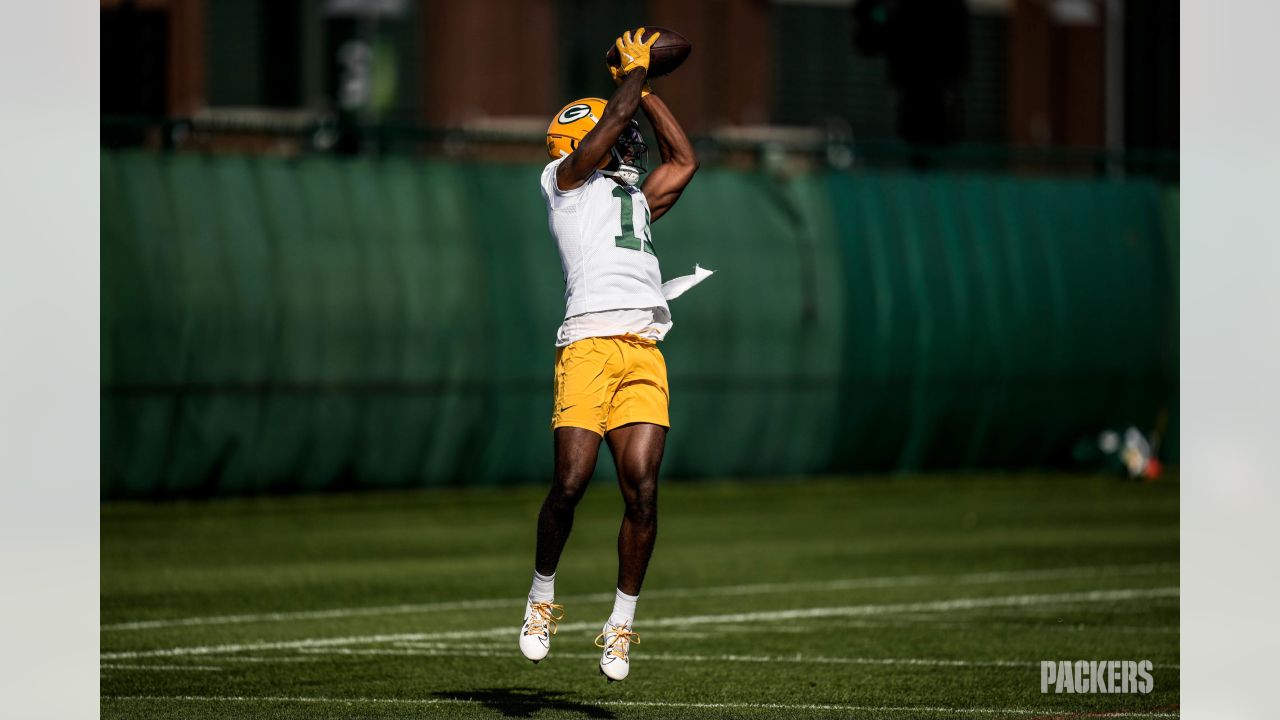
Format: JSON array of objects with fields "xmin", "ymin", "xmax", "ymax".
[
  {"xmin": 614, "ymin": 27, "xmax": 660, "ymax": 75},
  {"xmin": 609, "ymin": 61, "xmax": 652, "ymax": 97}
]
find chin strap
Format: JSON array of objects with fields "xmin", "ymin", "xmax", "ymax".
[{"xmin": 601, "ymin": 165, "xmax": 642, "ymax": 186}]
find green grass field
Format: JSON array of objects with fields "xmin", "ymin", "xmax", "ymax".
[{"xmin": 101, "ymin": 474, "xmax": 1179, "ymax": 719}]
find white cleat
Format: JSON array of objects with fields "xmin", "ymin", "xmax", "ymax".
[
  {"xmin": 519, "ymin": 600, "xmax": 563, "ymax": 663},
  {"xmin": 595, "ymin": 621, "xmax": 640, "ymax": 681}
]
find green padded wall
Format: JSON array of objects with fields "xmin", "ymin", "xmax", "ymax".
[{"xmin": 101, "ymin": 150, "xmax": 1177, "ymax": 498}]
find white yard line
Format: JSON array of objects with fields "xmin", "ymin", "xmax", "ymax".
[
  {"xmin": 100, "ymin": 562, "xmax": 1177, "ymax": 632},
  {"xmin": 391, "ymin": 641, "xmax": 507, "ymax": 650},
  {"xmin": 100, "ymin": 664, "xmax": 222, "ymax": 671},
  {"xmin": 100, "ymin": 586, "xmax": 1178, "ymax": 660},
  {"xmin": 305, "ymin": 646, "xmax": 1180, "ymax": 670},
  {"xmin": 794, "ymin": 618, "xmax": 1182, "ymax": 635},
  {"xmin": 100, "ymin": 598, "xmax": 517, "ymax": 632},
  {"xmin": 201, "ymin": 656, "xmax": 319, "ymax": 663},
  {"xmin": 100, "ymin": 694, "xmax": 1181, "ymax": 717}
]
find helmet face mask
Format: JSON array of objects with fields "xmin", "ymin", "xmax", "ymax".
[{"xmin": 602, "ymin": 121, "xmax": 648, "ymax": 186}]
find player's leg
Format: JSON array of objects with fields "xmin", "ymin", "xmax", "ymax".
[
  {"xmin": 607, "ymin": 422, "xmax": 666, "ymax": 595},
  {"xmin": 536, "ymin": 427, "xmax": 603, "ymax": 575},
  {"xmin": 520, "ymin": 427, "xmax": 602, "ymax": 663},
  {"xmin": 592, "ymin": 338, "xmax": 669, "ymax": 680},
  {"xmin": 596, "ymin": 421, "xmax": 666, "ymax": 680}
]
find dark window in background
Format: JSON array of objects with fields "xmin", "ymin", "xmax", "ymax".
[
  {"xmin": 375, "ymin": 7, "xmax": 423, "ymax": 123},
  {"xmin": 207, "ymin": 0, "xmax": 301, "ymax": 107},
  {"xmin": 205, "ymin": 0, "xmax": 420, "ymax": 121},
  {"xmin": 263, "ymin": 0, "xmax": 303, "ymax": 107},
  {"xmin": 771, "ymin": 4, "xmax": 1007, "ymax": 144},
  {"xmin": 1125, "ymin": 0, "xmax": 1177, "ymax": 150},
  {"xmin": 773, "ymin": 4, "xmax": 896, "ymax": 136},
  {"xmin": 102, "ymin": 5, "xmax": 169, "ymax": 117},
  {"xmin": 967, "ymin": 13, "xmax": 1009, "ymax": 143},
  {"xmin": 556, "ymin": 0, "xmax": 648, "ymax": 102},
  {"xmin": 208, "ymin": 0, "xmax": 261, "ymax": 105}
]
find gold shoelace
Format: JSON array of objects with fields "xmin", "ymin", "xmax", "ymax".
[
  {"xmin": 594, "ymin": 624, "xmax": 641, "ymax": 661},
  {"xmin": 524, "ymin": 601, "xmax": 565, "ymax": 637}
]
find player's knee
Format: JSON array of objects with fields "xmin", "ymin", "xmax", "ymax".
[
  {"xmin": 625, "ymin": 500, "xmax": 657, "ymax": 529},
  {"xmin": 624, "ymin": 485, "xmax": 658, "ymax": 527},
  {"xmin": 549, "ymin": 471, "xmax": 591, "ymax": 507}
]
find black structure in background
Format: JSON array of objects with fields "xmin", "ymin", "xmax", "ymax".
[
  {"xmin": 853, "ymin": 0, "xmax": 971, "ymax": 148},
  {"xmin": 1125, "ymin": 0, "xmax": 1178, "ymax": 150},
  {"xmin": 207, "ymin": 0, "xmax": 302, "ymax": 108},
  {"xmin": 102, "ymin": 3, "xmax": 168, "ymax": 147},
  {"xmin": 262, "ymin": 0, "xmax": 303, "ymax": 109}
]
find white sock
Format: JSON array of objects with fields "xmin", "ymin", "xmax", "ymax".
[
  {"xmin": 608, "ymin": 588, "xmax": 638, "ymax": 627},
  {"xmin": 529, "ymin": 570, "xmax": 555, "ymax": 603}
]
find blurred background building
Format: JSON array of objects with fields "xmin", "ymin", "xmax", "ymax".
[
  {"xmin": 101, "ymin": 0, "xmax": 1176, "ymax": 172},
  {"xmin": 100, "ymin": 0, "xmax": 1179, "ymax": 499}
]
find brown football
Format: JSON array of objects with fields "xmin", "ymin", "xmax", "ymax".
[{"xmin": 605, "ymin": 26, "xmax": 692, "ymax": 79}]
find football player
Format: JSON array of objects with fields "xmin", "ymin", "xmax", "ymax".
[{"xmin": 518, "ymin": 28, "xmax": 699, "ymax": 682}]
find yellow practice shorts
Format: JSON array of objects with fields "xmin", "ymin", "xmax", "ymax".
[{"xmin": 551, "ymin": 335, "xmax": 670, "ymax": 436}]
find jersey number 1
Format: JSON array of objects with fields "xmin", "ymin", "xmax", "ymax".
[{"xmin": 612, "ymin": 186, "xmax": 655, "ymax": 256}]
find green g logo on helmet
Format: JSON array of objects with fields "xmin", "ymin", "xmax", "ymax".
[
  {"xmin": 558, "ymin": 104, "xmax": 594, "ymax": 124},
  {"xmin": 547, "ymin": 98, "xmax": 607, "ymax": 161}
]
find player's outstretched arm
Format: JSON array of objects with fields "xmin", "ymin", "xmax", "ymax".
[
  {"xmin": 557, "ymin": 29, "xmax": 658, "ymax": 192},
  {"xmin": 638, "ymin": 92, "xmax": 698, "ymax": 223}
]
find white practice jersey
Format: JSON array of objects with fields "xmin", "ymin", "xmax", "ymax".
[
  {"xmin": 540, "ymin": 157, "xmax": 671, "ymax": 343},
  {"xmin": 554, "ymin": 307, "xmax": 673, "ymax": 347}
]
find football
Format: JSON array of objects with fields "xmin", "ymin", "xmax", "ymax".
[{"xmin": 605, "ymin": 26, "xmax": 692, "ymax": 79}]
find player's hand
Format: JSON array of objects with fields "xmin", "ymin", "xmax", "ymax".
[
  {"xmin": 614, "ymin": 27, "xmax": 660, "ymax": 75},
  {"xmin": 609, "ymin": 61, "xmax": 652, "ymax": 97}
]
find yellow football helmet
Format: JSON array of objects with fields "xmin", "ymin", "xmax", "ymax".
[
  {"xmin": 546, "ymin": 97, "xmax": 650, "ymax": 184},
  {"xmin": 546, "ymin": 97, "xmax": 609, "ymax": 166}
]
